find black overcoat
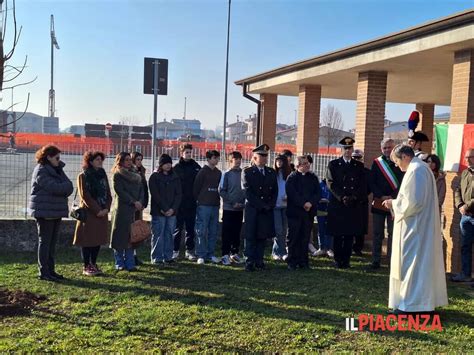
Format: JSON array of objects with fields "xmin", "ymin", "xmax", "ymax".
[{"xmin": 326, "ymin": 157, "xmax": 367, "ymax": 236}]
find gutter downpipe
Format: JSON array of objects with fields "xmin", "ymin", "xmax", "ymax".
[{"xmin": 242, "ymin": 83, "xmax": 262, "ymax": 146}]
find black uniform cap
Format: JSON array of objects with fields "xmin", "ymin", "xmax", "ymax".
[
  {"xmin": 339, "ymin": 136, "xmax": 355, "ymax": 147},
  {"xmin": 253, "ymin": 144, "xmax": 270, "ymax": 156}
]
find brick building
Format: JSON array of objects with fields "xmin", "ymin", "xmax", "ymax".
[{"xmin": 235, "ymin": 10, "xmax": 474, "ymax": 275}]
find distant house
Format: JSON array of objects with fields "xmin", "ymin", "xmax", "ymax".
[
  {"xmin": 64, "ymin": 125, "xmax": 85, "ymax": 136},
  {"xmin": 170, "ymin": 118, "xmax": 201, "ymax": 136},
  {"xmin": 4, "ymin": 112, "xmax": 59, "ymax": 134},
  {"xmin": 276, "ymin": 125, "xmax": 353, "ymax": 147},
  {"xmin": 155, "ymin": 120, "xmax": 186, "ymax": 139},
  {"xmin": 226, "ymin": 121, "xmax": 247, "ymax": 142}
]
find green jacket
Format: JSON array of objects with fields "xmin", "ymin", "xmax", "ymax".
[
  {"xmin": 455, "ymin": 168, "xmax": 474, "ymax": 213},
  {"xmin": 110, "ymin": 169, "xmax": 144, "ymax": 250}
]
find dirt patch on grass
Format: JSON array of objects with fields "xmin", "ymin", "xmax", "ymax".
[{"xmin": 0, "ymin": 289, "xmax": 47, "ymax": 317}]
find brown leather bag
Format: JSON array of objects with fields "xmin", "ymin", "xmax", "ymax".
[
  {"xmin": 130, "ymin": 219, "xmax": 151, "ymax": 245},
  {"xmin": 372, "ymin": 197, "xmax": 390, "ymax": 212}
]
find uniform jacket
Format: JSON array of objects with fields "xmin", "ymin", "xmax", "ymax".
[
  {"xmin": 29, "ymin": 161, "xmax": 73, "ymax": 219},
  {"xmin": 326, "ymin": 157, "xmax": 367, "ymax": 236},
  {"xmin": 242, "ymin": 165, "xmax": 278, "ymax": 211},
  {"xmin": 242, "ymin": 165, "xmax": 278, "ymax": 240}
]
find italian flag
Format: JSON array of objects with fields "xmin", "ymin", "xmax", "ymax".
[{"xmin": 435, "ymin": 124, "xmax": 474, "ymax": 172}]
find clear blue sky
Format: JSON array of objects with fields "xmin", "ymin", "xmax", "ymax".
[{"xmin": 4, "ymin": 0, "xmax": 473, "ymax": 131}]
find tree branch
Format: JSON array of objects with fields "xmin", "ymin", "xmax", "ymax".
[
  {"xmin": 2, "ymin": 74, "xmax": 37, "ymax": 90},
  {"xmin": 0, "ymin": 91, "xmax": 29, "ymax": 129}
]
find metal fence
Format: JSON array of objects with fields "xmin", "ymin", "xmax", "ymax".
[{"xmin": 0, "ymin": 143, "xmax": 337, "ymax": 219}]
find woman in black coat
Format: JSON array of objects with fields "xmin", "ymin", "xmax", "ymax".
[{"xmin": 29, "ymin": 145, "xmax": 73, "ymax": 281}]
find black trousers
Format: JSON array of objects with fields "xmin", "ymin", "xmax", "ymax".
[
  {"xmin": 353, "ymin": 234, "xmax": 365, "ymax": 253},
  {"xmin": 221, "ymin": 210, "xmax": 243, "ymax": 256},
  {"xmin": 173, "ymin": 206, "xmax": 197, "ymax": 252},
  {"xmin": 81, "ymin": 246, "xmax": 101, "ymax": 267},
  {"xmin": 36, "ymin": 218, "xmax": 62, "ymax": 276},
  {"xmin": 287, "ymin": 212, "xmax": 313, "ymax": 267},
  {"xmin": 333, "ymin": 235, "xmax": 354, "ymax": 267}
]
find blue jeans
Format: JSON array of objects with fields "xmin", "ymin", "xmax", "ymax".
[
  {"xmin": 273, "ymin": 207, "xmax": 288, "ymax": 257},
  {"xmin": 317, "ymin": 215, "xmax": 332, "ymax": 250},
  {"xmin": 151, "ymin": 215, "xmax": 176, "ymax": 263},
  {"xmin": 113, "ymin": 248, "xmax": 135, "ymax": 270},
  {"xmin": 195, "ymin": 205, "xmax": 219, "ymax": 259},
  {"xmin": 460, "ymin": 215, "xmax": 474, "ymax": 278}
]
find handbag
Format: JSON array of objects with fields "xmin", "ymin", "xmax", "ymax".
[
  {"xmin": 130, "ymin": 219, "xmax": 151, "ymax": 245},
  {"xmin": 372, "ymin": 197, "xmax": 390, "ymax": 213},
  {"xmin": 70, "ymin": 188, "xmax": 87, "ymax": 222}
]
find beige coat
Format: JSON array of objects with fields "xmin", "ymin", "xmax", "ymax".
[{"xmin": 73, "ymin": 173, "xmax": 112, "ymax": 247}]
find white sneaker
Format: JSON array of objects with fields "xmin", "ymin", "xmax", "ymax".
[
  {"xmin": 197, "ymin": 258, "xmax": 205, "ymax": 265},
  {"xmin": 313, "ymin": 249, "xmax": 327, "ymax": 257},
  {"xmin": 185, "ymin": 251, "xmax": 197, "ymax": 261},
  {"xmin": 221, "ymin": 255, "xmax": 231, "ymax": 266},
  {"xmin": 308, "ymin": 243, "xmax": 317, "ymax": 254},
  {"xmin": 172, "ymin": 251, "xmax": 179, "ymax": 260},
  {"xmin": 327, "ymin": 249, "xmax": 335, "ymax": 258},
  {"xmin": 272, "ymin": 254, "xmax": 282, "ymax": 261},
  {"xmin": 230, "ymin": 254, "xmax": 242, "ymax": 264},
  {"xmin": 282, "ymin": 254, "xmax": 288, "ymax": 261},
  {"xmin": 210, "ymin": 256, "xmax": 221, "ymax": 264}
]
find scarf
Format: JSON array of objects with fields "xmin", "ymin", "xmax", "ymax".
[
  {"xmin": 84, "ymin": 167, "xmax": 108, "ymax": 208},
  {"xmin": 118, "ymin": 167, "xmax": 143, "ymax": 184}
]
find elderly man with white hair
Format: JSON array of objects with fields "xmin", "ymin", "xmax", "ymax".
[
  {"xmin": 367, "ymin": 138, "xmax": 404, "ymax": 270},
  {"xmin": 382, "ymin": 144, "xmax": 448, "ymax": 313}
]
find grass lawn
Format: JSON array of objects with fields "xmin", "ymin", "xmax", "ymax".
[{"xmin": 0, "ymin": 247, "xmax": 473, "ymax": 352}]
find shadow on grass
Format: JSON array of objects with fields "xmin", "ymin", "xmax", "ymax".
[{"xmin": 2, "ymin": 247, "xmax": 473, "ymax": 347}]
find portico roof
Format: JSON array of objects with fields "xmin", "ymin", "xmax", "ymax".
[{"xmin": 235, "ymin": 10, "xmax": 474, "ymax": 105}]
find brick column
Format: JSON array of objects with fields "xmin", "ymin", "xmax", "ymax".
[
  {"xmin": 354, "ymin": 71, "xmax": 387, "ymax": 166},
  {"xmin": 444, "ymin": 49, "xmax": 474, "ymax": 275},
  {"xmin": 450, "ymin": 49, "xmax": 474, "ymax": 124},
  {"xmin": 415, "ymin": 103, "xmax": 435, "ymax": 151},
  {"xmin": 296, "ymin": 85, "xmax": 321, "ymax": 155},
  {"xmin": 259, "ymin": 93, "xmax": 277, "ymax": 151}
]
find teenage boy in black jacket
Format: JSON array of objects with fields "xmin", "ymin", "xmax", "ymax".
[{"xmin": 173, "ymin": 144, "xmax": 201, "ymax": 260}]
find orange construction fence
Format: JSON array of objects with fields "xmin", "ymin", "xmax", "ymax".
[{"xmin": 0, "ymin": 133, "xmax": 339, "ymax": 155}]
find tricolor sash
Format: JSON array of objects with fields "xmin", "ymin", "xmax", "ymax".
[{"xmin": 374, "ymin": 156, "xmax": 399, "ymax": 191}]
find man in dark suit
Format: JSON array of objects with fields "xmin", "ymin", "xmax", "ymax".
[
  {"xmin": 242, "ymin": 144, "xmax": 278, "ymax": 271},
  {"xmin": 326, "ymin": 137, "xmax": 367, "ymax": 268},
  {"xmin": 368, "ymin": 138, "xmax": 404, "ymax": 269}
]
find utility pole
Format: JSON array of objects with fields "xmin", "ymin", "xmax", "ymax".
[
  {"xmin": 183, "ymin": 97, "xmax": 187, "ymax": 119},
  {"xmin": 221, "ymin": 0, "xmax": 231, "ymax": 169},
  {"xmin": 48, "ymin": 15, "xmax": 59, "ymax": 118}
]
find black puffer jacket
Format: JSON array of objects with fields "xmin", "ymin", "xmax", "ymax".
[
  {"xmin": 29, "ymin": 161, "xmax": 74, "ymax": 218},
  {"xmin": 173, "ymin": 157, "xmax": 201, "ymax": 209}
]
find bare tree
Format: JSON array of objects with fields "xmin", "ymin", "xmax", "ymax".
[
  {"xmin": 0, "ymin": 0, "xmax": 36, "ymax": 132},
  {"xmin": 320, "ymin": 104, "xmax": 344, "ymax": 150}
]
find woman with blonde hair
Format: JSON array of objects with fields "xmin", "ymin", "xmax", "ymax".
[
  {"xmin": 110, "ymin": 152, "xmax": 144, "ymax": 271},
  {"xmin": 73, "ymin": 151, "xmax": 112, "ymax": 276}
]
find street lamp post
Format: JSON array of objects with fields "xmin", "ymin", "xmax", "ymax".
[{"xmin": 222, "ymin": 0, "xmax": 231, "ymax": 169}]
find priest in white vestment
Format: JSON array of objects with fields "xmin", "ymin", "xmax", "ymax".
[{"xmin": 382, "ymin": 144, "xmax": 448, "ymax": 313}]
